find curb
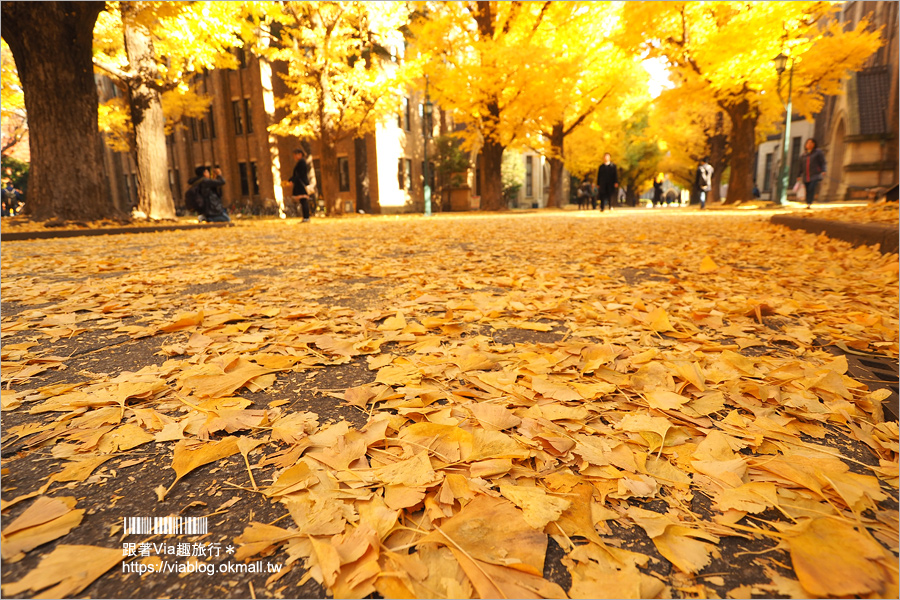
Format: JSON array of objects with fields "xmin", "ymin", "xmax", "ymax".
[
  {"xmin": 0, "ymin": 222, "xmax": 234, "ymax": 242},
  {"xmin": 771, "ymin": 215, "xmax": 899, "ymax": 255}
]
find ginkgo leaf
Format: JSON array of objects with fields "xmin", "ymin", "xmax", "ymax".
[
  {"xmin": 420, "ymin": 495, "xmax": 548, "ymax": 576},
  {"xmin": 699, "ymin": 255, "xmax": 719, "ymax": 273},
  {"xmin": 500, "ymin": 484, "xmax": 571, "ymax": 529},
  {"xmin": 159, "ymin": 310, "xmax": 204, "ymax": 332},
  {"xmin": 180, "ymin": 357, "xmax": 282, "ymax": 398},
  {"xmin": 1, "ymin": 496, "xmax": 84, "ymax": 561},
  {"xmin": 1, "ymin": 545, "xmax": 122, "ymax": 599},
  {"xmin": 162, "ymin": 436, "xmax": 240, "ymax": 499},
  {"xmin": 531, "ymin": 376, "xmax": 583, "ymax": 402},
  {"xmin": 784, "ymin": 517, "xmax": 892, "ymax": 597}
]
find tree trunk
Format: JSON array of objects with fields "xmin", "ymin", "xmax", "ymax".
[
  {"xmin": 479, "ymin": 139, "xmax": 504, "ymax": 210},
  {"xmin": 1, "ymin": 1, "xmax": 113, "ymax": 221},
  {"xmin": 122, "ymin": 4, "xmax": 175, "ymax": 220},
  {"xmin": 546, "ymin": 123, "xmax": 565, "ymax": 208},
  {"xmin": 708, "ymin": 134, "xmax": 727, "ymax": 204},
  {"xmin": 707, "ymin": 112, "xmax": 728, "ymax": 204},
  {"xmin": 320, "ymin": 133, "xmax": 341, "ymax": 216},
  {"xmin": 724, "ymin": 99, "xmax": 757, "ymax": 204}
]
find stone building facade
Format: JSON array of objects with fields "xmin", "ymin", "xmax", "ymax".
[{"xmin": 813, "ymin": 1, "xmax": 898, "ymax": 201}]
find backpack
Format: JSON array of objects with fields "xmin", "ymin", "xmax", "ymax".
[{"xmin": 184, "ymin": 184, "xmax": 203, "ymax": 213}]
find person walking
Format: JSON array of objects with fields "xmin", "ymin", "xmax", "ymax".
[
  {"xmin": 694, "ymin": 157, "xmax": 713, "ymax": 209},
  {"xmin": 652, "ymin": 173, "xmax": 664, "ymax": 208},
  {"xmin": 188, "ymin": 166, "xmax": 230, "ymax": 222},
  {"xmin": 595, "ymin": 153, "xmax": 618, "ymax": 212},
  {"xmin": 288, "ymin": 148, "xmax": 311, "ymax": 222},
  {"xmin": 576, "ymin": 177, "xmax": 592, "ymax": 210},
  {"xmin": 799, "ymin": 138, "xmax": 826, "ymax": 209}
]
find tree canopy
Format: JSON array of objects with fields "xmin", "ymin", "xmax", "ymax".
[
  {"xmin": 0, "ymin": 1, "xmax": 888, "ymax": 219},
  {"xmin": 622, "ymin": 1, "xmax": 883, "ymax": 203},
  {"xmin": 262, "ymin": 1, "xmax": 417, "ymax": 215}
]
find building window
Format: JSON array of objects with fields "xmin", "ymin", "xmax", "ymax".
[
  {"xmin": 236, "ymin": 46, "xmax": 247, "ymax": 69},
  {"xmin": 400, "ymin": 97, "xmax": 410, "ymax": 130},
  {"xmin": 200, "ymin": 117, "xmax": 208, "ymax": 140},
  {"xmin": 404, "ymin": 159, "xmax": 412, "ymax": 191},
  {"xmin": 250, "ymin": 162, "xmax": 260, "ymax": 194},
  {"xmin": 763, "ymin": 153, "xmax": 773, "ymax": 192},
  {"xmin": 244, "ymin": 99, "xmax": 253, "ymax": 133},
  {"xmin": 525, "ymin": 156, "xmax": 533, "ymax": 197},
  {"xmin": 398, "ymin": 158, "xmax": 405, "ymax": 189},
  {"xmin": 338, "ymin": 157, "xmax": 350, "ymax": 192},
  {"xmin": 313, "ymin": 159, "xmax": 321, "ymax": 196},
  {"xmin": 232, "ymin": 100, "xmax": 243, "ymax": 135},
  {"xmin": 190, "ymin": 117, "xmax": 199, "ymax": 141},
  {"xmin": 207, "ymin": 110, "xmax": 216, "ymax": 139},
  {"xmin": 238, "ymin": 162, "xmax": 250, "ymax": 196}
]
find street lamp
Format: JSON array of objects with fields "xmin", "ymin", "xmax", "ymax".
[
  {"xmin": 774, "ymin": 51, "xmax": 794, "ymax": 206},
  {"xmin": 423, "ymin": 81, "xmax": 433, "ymax": 217}
]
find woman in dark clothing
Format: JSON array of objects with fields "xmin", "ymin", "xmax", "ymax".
[
  {"xmin": 799, "ymin": 138, "xmax": 826, "ymax": 208},
  {"xmin": 187, "ymin": 166, "xmax": 229, "ymax": 222}
]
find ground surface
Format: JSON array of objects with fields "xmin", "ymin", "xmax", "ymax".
[{"xmin": 1, "ymin": 208, "xmax": 898, "ymax": 599}]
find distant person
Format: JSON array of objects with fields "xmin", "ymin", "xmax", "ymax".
[
  {"xmin": 188, "ymin": 166, "xmax": 230, "ymax": 222},
  {"xmin": 287, "ymin": 148, "xmax": 311, "ymax": 222},
  {"xmin": 665, "ymin": 189, "xmax": 678, "ymax": 206},
  {"xmin": 596, "ymin": 152, "xmax": 618, "ymax": 212},
  {"xmin": 694, "ymin": 157, "xmax": 713, "ymax": 209},
  {"xmin": 799, "ymin": 138, "xmax": 826, "ymax": 209},
  {"xmin": 576, "ymin": 177, "xmax": 592, "ymax": 210},
  {"xmin": 652, "ymin": 173, "xmax": 664, "ymax": 207},
  {"xmin": 752, "ymin": 183, "xmax": 761, "ymax": 199}
]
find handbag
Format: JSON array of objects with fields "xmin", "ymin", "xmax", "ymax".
[{"xmin": 793, "ymin": 180, "xmax": 806, "ymax": 201}]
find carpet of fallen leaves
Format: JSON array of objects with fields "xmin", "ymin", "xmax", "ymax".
[
  {"xmin": 792, "ymin": 202, "xmax": 899, "ymax": 226},
  {"xmin": 1, "ymin": 210, "xmax": 898, "ymax": 599}
]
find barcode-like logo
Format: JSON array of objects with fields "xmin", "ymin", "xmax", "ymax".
[{"xmin": 123, "ymin": 516, "xmax": 208, "ymax": 535}]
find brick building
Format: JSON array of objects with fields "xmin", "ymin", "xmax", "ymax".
[{"xmin": 96, "ymin": 47, "xmax": 450, "ymax": 216}]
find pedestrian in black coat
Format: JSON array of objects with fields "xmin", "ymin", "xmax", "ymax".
[
  {"xmin": 288, "ymin": 148, "xmax": 311, "ymax": 222},
  {"xmin": 595, "ymin": 153, "xmax": 618, "ymax": 212},
  {"xmin": 187, "ymin": 166, "xmax": 230, "ymax": 222},
  {"xmin": 694, "ymin": 157, "xmax": 713, "ymax": 209}
]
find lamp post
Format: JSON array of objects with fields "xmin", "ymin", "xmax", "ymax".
[
  {"xmin": 423, "ymin": 82, "xmax": 433, "ymax": 217},
  {"xmin": 774, "ymin": 51, "xmax": 794, "ymax": 206}
]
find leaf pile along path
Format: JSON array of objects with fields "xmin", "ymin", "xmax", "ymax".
[
  {"xmin": 791, "ymin": 202, "xmax": 899, "ymax": 225},
  {"xmin": 1, "ymin": 211, "xmax": 898, "ymax": 599}
]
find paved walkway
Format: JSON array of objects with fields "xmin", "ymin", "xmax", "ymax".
[{"xmin": 1, "ymin": 211, "xmax": 897, "ymax": 599}]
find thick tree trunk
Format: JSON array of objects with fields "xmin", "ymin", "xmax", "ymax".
[
  {"xmin": 707, "ymin": 112, "xmax": 728, "ymax": 204},
  {"xmin": 320, "ymin": 133, "xmax": 341, "ymax": 216},
  {"xmin": 724, "ymin": 99, "xmax": 757, "ymax": 204},
  {"xmin": 546, "ymin": 123, "xmax": 565, "ymax": 208},
  {"xmin": 480, "ymin": 139, "xmax": 504, "ymax": 211},
  {"xmin": 1, "ymin": 1, "xmax": 113, "ymax": 221},
  {"xmin": 122, "ymin": 4, "xmax": 175, "ymax": 220}
]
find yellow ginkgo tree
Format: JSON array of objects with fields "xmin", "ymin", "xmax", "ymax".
[
  {"xmin": 410, "ymin": 1, "xmax": 561, "ymax": 211},
  {"xmin": 527, "ymin": 2, "xmax": 650, "ymax": 208},
  {"xmin": 623, "ymin": 1, "xmax": 883, "ymax": 203},
  {"xmin": 92, "ymin": 1, "xmax": 249, "ymax": 219},
  {"xmin": 1, "ymin": 39, "xmax": 27, "ymax": 158},
  {"xmin": 262, "ymin": 1, "xmax": 417, "ymax": 216},
  {"xmin": 651, "ymin": 77, "xmax": 731, "ymax": 199}
]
